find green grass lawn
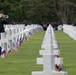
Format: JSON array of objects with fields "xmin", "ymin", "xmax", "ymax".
[
  {"xmin": 55, "ymin": 31, "xmax": 76, "ymax": 75},
  {"xmin": 0, "ymin": 31, "xmax": 45, "ymax": 75},
  {"xmin": 0, "ymin": 30, "xmax": 76, "ymax": 75}
]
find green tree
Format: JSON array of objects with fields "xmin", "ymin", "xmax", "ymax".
[{"xmin": 0, "ymin": 0, "xmax": 76, "ymax": 24}]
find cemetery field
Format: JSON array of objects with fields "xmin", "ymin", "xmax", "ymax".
[
  {"xmin": 0, "ymin": 30, "xmax": 76, "ymax": 75},
  {"xmin": 55, "ymin": 31, "xmax": 76, "ymax": 75},
  {"xmin": 0, "ymin": 31, "xmax": 45, "ymax": 75}
]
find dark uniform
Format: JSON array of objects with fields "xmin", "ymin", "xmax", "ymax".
[
  {"xmin": 0, "ymin": 16, "xmax": 8, "ymax": 33},
  {"xmin": 0, "ymin": 46, "xmax": 2, "ymax": 55}
]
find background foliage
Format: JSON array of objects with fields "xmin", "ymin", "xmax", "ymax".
[{"xmin": 0, "ymin": 0, "xmax": 76, "ymax": 24}]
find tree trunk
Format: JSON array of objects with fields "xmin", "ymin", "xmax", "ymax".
[{"xmin": 61, "ymin": 17, "xmax": 67, "ymax": 24}]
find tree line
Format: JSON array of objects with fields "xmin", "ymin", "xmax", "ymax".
[{"xmin": 0, "ymin": 0, "xmax": 76, "ymax": 24}]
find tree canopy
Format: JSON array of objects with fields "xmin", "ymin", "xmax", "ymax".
[{"xmin": 0, "ymin": 0, "xmax": 76, "ymax": 24}]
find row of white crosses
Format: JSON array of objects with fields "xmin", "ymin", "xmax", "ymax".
[
  {"xmin": 32, "ymin": 25, "xmax": 68, "ymax": 75},
  {"xmin": 63, "ymin": 24, "xmax": 76, "ymax": 40},
  {"xmin": 0, "ymin": 24, "xmax": 43, "ymax": 58}
]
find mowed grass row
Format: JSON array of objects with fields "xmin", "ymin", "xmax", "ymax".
[
  {"xmin": 0, "ymin": 30, "xmax": 75, "ymax": 75},
  {"xmin": 55, "ymin": 31, "xmax": 76, "ymax": 75},
  {"xmin": 0, "ymin": 31, "xmax": 45, "ymax": 75}
]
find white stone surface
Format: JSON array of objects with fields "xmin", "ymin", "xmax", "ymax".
[{"xmin": 32, "ymin": 25, "xmax": 68, "ymax": 75}]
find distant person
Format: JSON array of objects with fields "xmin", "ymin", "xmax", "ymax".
[
  {"xmin": 0, "ymin": 46, "xmax": 2, "ymax": 55},
  {"xmin": 51, "ymin": 23, "xmax": 58, "ymax": 30},
  {"xmin": 0, "ymin": 13, "xmax": 9, "ymax": 33},
  {"xmin": 43, "ymin": 24, "xmax": 48, "ymax": 31},
  {"xmin": 73, "ymin": 23, "xmax": 76, "ymax": 26}
]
